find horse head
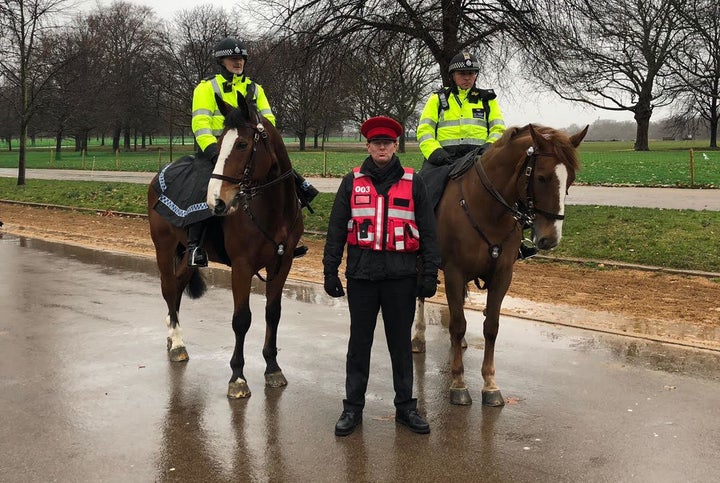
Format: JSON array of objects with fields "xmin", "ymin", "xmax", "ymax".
[
  {"xmin": 517, "ymin": 124, "xmax": 588, "ymax": 250},
  {"xmin": 206, "ymin": 92, "xmax": 281, "ymax": 216}
]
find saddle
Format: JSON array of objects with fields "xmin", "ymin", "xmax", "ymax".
[{"xmin": 448, "ymin": 148, "xmax": 482, "ymax": 180}]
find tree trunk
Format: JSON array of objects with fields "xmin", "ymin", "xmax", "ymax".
[
  {"xmin": 709, "ymin": 112, "xmax": 718, "ymax": 149},
  {"xmin": 55, "ymin": 131, "xmax": 63, "ymax": 160},
  {"xmin": 634, "ymin": 111, "xmax": 651, "ymax": 151}
]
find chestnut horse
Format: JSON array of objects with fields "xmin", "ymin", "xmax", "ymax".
[
  {"xmin": 413, "ymin": 124, "xmax": 588, "ymax": 406},
  {"xmin": 147, "ymin": 93, "xmax": 304, "ymax": 399}
]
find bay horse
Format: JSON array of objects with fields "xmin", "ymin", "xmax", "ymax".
[
  {"xmin": 413, "ymin": 124, "xmax": 588, "ymax": 406},
  {"xmin": 147, "ymin": 93, "xmax": 304, "ymax": 399}
]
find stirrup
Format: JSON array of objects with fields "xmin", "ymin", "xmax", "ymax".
[{"xmin": 187, "ymin": 246, "xmax": 208, "ymax": 267}]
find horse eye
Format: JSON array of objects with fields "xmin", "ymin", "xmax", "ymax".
[
  {"xmin": 537, "ymin": 174, "xmax": 548, "ymax": 183},
  {"xmin": 237, "ymin": 141, "xmax": 249, "ymax": 150}
]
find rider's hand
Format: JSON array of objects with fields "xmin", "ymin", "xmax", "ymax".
[
  {"xmin": 416, "ymin": 275, "xmax": 438, "ymax": 298},
  {"xmin": 428, "ymin": 148, "xmax": 452, "ymax": 166},
  {"xmin": 203, "ymin": 143, "xmax": 219, "ymax": 163},
  {"xmin": 324, "ymin": 274, "xmax": 345, "ymax": 298}
]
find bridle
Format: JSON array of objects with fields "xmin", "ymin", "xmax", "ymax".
[
  {"xmin": 209, "ymin": 120, "xmax": 294, "ymax": 203},
  {"xmin": 209, "ymin": 114, "xmax": 301, "ymax": 278},
  {"xmin": 458, "ymin": 144, "xmax": 566, "ymax": 260}
]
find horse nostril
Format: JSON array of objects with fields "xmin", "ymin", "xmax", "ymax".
[
  {"xmin": 536, "ymin": 237, "xmax": 557, "ymax": 250},
  {"xmin": 213, "ymin": 199, "xmax": 226, "ymax": 215}
]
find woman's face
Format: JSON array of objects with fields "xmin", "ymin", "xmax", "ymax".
[{"xmin": 222, "ymin": 56, "xmax": 245, "ymax": 75}]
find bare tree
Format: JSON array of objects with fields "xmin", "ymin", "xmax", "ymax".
[
  {"xmin": 523, "ymin": 0, "xmax": 686, "ymax": 151},
  {"xmin": 344, "ymin": 32, "xmax": 437, "ymax": 151},
  {"xmin": 0, "ymin": 0, "xmax": 74, "ymax": 184},
  {"xmin": 261, "ymin": 0, "xmax": 536, "ymax": 85},
  {"xmin": 669, "ymin": 0, "xmax": 720, "ymax": 148},
  {"xmin": 83, "ymin": 1, "xmax": 163, "ymax": 152}
]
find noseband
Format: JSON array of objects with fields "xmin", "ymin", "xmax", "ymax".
[{"xmin": 517, "ymin": 146, "xmax": 566, "ymax": 223}]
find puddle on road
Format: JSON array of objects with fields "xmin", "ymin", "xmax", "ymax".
[{"xmin": 8, "ymin": 234, "xmax": 720, "ymax": 355}]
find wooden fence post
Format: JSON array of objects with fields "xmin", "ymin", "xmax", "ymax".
[{"xmin": 689, "ymin": 149, "xmax": 695, "ymax": 187}]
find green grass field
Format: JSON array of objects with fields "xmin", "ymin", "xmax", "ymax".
[{"xmin": 1, "ymin": 138, "xmax": 719, "ymax": 187}]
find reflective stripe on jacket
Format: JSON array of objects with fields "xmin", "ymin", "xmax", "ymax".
[
  {"xmin": 347, "ymin": 167, "xmax": 420, "ymax": 252},
  {"xmin": 191, "ymin": 74, "xmax": 275, "ymax": 151},
  {"xmin": 416, "ymin": 87, "xmax": 505, "ymax": 160}
]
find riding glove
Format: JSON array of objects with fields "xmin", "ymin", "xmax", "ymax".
[
  {"xmin": 416, "ymin": 275, "xmax": 439, "ymax": 298},
  {"xmin": 427, "ymin": 148, "xmax": 452, "ymax": 166},
  {"xmin": 203, "ymin": 143, "xmax": 219, "ymax": 164},
  {"xmin": 324, "ymin": 274, "xmax": 345, "ymax": 298}
]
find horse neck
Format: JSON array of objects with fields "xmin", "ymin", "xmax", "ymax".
[{"xmin": 471, "ymin": 148, "xmax": 524, "ymax": 211}]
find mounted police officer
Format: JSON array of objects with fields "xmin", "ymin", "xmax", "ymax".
[
  {"xmin": 323, "ymin": 116, "xmax": 441, "ymax": 437},
  {"xmin": 186, "ymin": 37, "xmax": 318, "ymax": 267},
  {"xmin": 416, "ymin": 51, "xmax": 536, "ymax": 258}
]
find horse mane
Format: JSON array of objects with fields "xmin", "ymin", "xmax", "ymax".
[{"xmin": 494, "ymin": 124, "xmax": 581, "ymax": 173}]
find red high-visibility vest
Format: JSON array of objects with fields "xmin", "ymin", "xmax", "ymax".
[{"xmin": 347, "ymin": 167, "xmax": 420, "ymax": 252}]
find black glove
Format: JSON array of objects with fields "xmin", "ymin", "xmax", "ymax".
[
  {"xmin": 203, "ymin": 143, "xmax": 219, "ymax": 163},
  {"xmin": 324, "ymin": 274, "xmax": 345, "ymax": 298},
  {"xmin": 427, "ymin": 148, "xmax": 452, "ymax": 166},
  {"xmin": 416, "ymin": 275, "xmax": 438, "ymax": 298}
]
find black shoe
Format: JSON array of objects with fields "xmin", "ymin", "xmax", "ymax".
[
  {"xmin": 334, "ymin": 410, "xmax": 362, "ymax": 436},
  {"xmin": 187, "ymin": 244, "xmax": 208, "ymax": 267},
  {"xmin": 518, "ymin": 244, "xmax": 539, "ymax": 260},
  {"xmin": 301, "ymin": 182, "xmax": 319, "ymax": 204},
  {"xmin": 395, "ymin": 409, "xmax": 430, "ymax": 434},
  {"xmin": 293, "ymin": 245, "xmax": 308, "ymax": 258}
]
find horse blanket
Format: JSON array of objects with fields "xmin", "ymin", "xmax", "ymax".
[{"xmin": 151, "ymin": 155, "xmax": 214, "ymax": 228}]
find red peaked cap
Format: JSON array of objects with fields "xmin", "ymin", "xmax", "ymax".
[{"xmin": 360, "ymin": 116, "xmax": 403, "ymax": 141}]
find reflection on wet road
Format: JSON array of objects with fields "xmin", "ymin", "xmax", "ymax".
[{"xmin": 1, "ymin": 235, "xmax": 719, "ymax": 482}]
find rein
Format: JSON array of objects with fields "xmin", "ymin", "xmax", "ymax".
[{"xmin": 457, "ymin": 144, "xmax": 565, "ymax": 261}]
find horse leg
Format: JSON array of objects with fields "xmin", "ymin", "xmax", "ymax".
[
  {"xmin": 411, "ymin": 298, "xmax": 426, "ymax": 353},
  {"xmin": 154, "ymin": 231, "xmax": 192, "ymax": 362},
  {"xmin": 227, "ymin": 268, "xmax": 253, "ymax": 399},
  {"xmin": 480, "ymin": 283, "xmax": 510, "ymax": 407},
  {"xmin": 445, "ymin": 266, "xmax": 473, "ymax": 405},
  {"xmin": 262, "ymin": 264, "xmax": 291, "ymax": 388}
]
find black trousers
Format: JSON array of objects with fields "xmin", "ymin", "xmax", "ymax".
[{"xmin": 343, "ymin": 277, "xmax": 417, "ymax": 412}]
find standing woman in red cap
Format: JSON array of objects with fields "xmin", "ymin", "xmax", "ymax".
[{"xmin": 322, "ymin": 116, "xmax": 441, "ymax": 436}]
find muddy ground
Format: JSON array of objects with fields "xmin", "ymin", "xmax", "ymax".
[{"xmin": 2, "ymin": 202, "xmax": 718, "ymax": 348}]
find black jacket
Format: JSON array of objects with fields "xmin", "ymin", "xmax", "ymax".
[{"xmin": 323, "ymin": 155, "xmax": 441, "ymax": 281}]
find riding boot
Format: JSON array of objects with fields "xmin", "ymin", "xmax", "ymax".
[
  {"xmin": 186, "ymin": 221, "xmax": 208, "ymax": 268},
  {"xmin": 293, "ymin": 169, "xmax": 319, "ymax": 212},
  {"xmin": 518, "ymin": 238, "xmax": 539, "ymax": 260}
]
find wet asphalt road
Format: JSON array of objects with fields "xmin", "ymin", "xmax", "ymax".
[
  {"xmin": 2, "ymin": 168, "xmax": 720, "ymax": 211},
  {"xmin": 1, "ymin": 235, "xmax": 720, "ymax": 482}
]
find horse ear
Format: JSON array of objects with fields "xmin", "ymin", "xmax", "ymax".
[
  {"xmin": 235, "ymin": 91, "xmax": 251, "ymax": 120},
  {"xmin": 570, "ymin": 125, "xmax": 589, "ymax": 148},
  {"xmin": 528, "ymin": 123, "xmax": 551, "ymax": 149},
  {"xmin": 215, "ymin": 94, "xmax": 231, "ymax": 117}
]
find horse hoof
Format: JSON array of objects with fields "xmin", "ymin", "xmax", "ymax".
[
  {"xmin": 265, "ymin": 371, "xmax": 288, "ymax": 388},
  {"xmin": 411, "ymin": 338, "xmax": 426, "ymax": 353},
  {"xmin": 461, "ymin": 337, "xmax": 468, "ymax": 349},
  {"xmin": 228, "ymin": 380, "xmax": 251, "ymax": 399},
  {"xmin": 482, "ymin": 390, "xmax": 505, "ymax": 407},
  {"xmin": 450, "ymin": 388, "xmax": 473, "ymax": 405},
  {"xmin": 168, "ymin": 346, "xmax": 189, "ymax": 362}
]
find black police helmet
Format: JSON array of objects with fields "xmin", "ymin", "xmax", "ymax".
[
  {"xmin": 213, "ymin": 37, "xmax": 248, "ymax": 62},
  {"xmin": 448, "ymin": 51, "xmax": 480, "ymax": 74}
]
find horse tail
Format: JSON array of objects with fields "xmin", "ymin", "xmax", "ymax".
[{"xmin": 185, "ymin": 270, "xmax": 207, "ymax": 299}]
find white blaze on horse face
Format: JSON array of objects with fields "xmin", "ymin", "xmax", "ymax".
[
  {"xmin": 206, "ymin": 129, "xmax": 240, "ymax": 211},
  {"xmin": 553, "ymin": 163, "xmax": 569, "ymax": 243}
]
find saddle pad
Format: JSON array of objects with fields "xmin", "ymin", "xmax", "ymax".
[{"xmin": 152, "ymin": 155, "xmax": 214, "ymax": 228}]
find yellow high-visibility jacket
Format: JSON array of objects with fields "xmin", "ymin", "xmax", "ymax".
[
  {"xmin": 191, "ymin": 73, "xmax": 275, "ymax": 152},
  {"xmin": 417, "ymin": 86, "xmax": 505, "ymax": 161}
]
